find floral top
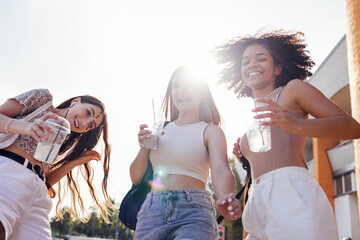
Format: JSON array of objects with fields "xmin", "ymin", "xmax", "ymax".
[{"xmin": 11, "ymin": 89, "xmax": 55, "ymax": 172}]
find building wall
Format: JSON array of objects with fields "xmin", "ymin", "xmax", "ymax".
[
  {"xmin": 334, "ymin": 193, "xmax": 360, "ymax": 239},
  {"xmin": 309, "ymin": 35, "xmax": 349, "ymax": 99},
  {"xmin": 345, "ymin": 1, "xmax": 360, "ymax": 235},
  {"xmin": 308, "ymin": 35, "xmax": 360, "ymax": 239}
]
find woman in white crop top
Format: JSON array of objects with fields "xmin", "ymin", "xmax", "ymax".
[
  {"xmin": 215, "ymin": 30, "xmax": 360, "ymax": 240},
  {"xmin": 130, "ymin": 66, "xmax": 241, "ymax": 239},
  {"xmin": 0, "ymin": 89, "xmax": 111, "ymax": 240}
]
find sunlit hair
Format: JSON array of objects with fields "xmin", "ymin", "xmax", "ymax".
[
  {"xmin": 214, "ymin": 29, "xmax": 315, "ymax": 97},
  {"xmin": 48, "ymin": 95, "xmax": 112, "ymax": 223},
  {"xmin": 161, "ymin": 66, "xmax": 221, "ymax": 127}
]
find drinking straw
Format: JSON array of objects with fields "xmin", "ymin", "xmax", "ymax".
[
  {"xmin": 44, "ymin": 110, "xmax": 68, "ymax": 163},
  {"xmin": 254, "ymin": 99, "xmax": 265, "ymax": 146},
  {"xmin": 152, "ymin": 99, "xmax": 156, "ymax": 123}
]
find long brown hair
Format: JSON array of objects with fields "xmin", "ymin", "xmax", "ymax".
[
  {"xmin": 161, "ymin": 66, "xmax": 221, "ymax": 126},
  {"xmin": 49, "ymin": 95, "xmax": 111, "ymax": 222}
]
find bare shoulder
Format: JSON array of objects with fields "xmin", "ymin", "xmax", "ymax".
[
  {"xmin": 204, "ymin": 124, "xmax": 227, "ymax": 150},
  {"xmin": 282, "ymin": 79, "xmax": 320, "ymax": 100},
  {"xmin": 283, "ymin": 79, "xmax": 313, "ymax": 93},
  {"xmin": 278, "ymin": 79, "xmax": 316, "ymax": 113},
  {"xmin": 205, "ymin": 124, "xmax": 224, "ymax": 134},
  {"xmin": 204, "ymin": 124, "xmax": 225, "ymax": 139},
  {"xmin": 285, "ymin": 79, "xmax": 326, "ymax": 99}
]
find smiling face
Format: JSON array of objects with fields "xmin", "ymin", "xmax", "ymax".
[
  {"xmin": 171, "ymin": 69, "xmax": 203, "ymax": 114},
  {"xmin": 241, "ymin": 43, "xmax": 282, "ymax": 91},
  {"xmin": 65, "ymin": 98, "xmax": 104, "ymax": 133}
]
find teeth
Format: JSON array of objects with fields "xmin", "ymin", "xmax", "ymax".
[
  {"xmin": 75, "ymin": 118, "xmax": 79, "ymax": 128},
  {"xmin": 248, "ymin": 72, "xmax": 261, "ymax": 77}
]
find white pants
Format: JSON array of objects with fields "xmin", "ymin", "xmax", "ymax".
[
  {"xmin": 0, "ymin": 156, "xmax": 53, "ymax": 240},
  {"xmin": 243, "ymin": 166, "xmax": 338, "ymax": 240}
]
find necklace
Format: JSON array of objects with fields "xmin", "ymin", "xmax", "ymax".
[
  {"xmin": 252, "ymin": 87, "xmax": 282, "ymax": 99},
  {"xmin": 175, "ymin": 119, "xmax": 199, "ymax": 125}
]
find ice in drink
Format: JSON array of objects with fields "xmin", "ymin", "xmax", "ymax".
[
  {"xmin": 246, "ymin": 99, "xmax": 272, "ymax": 152},
  {"xmin": 34, "ymin": 143, "xmax": 62, "ymax": 163},
  {"xmin": 34, "ymin": 117, "xmax": 70, "ymax": 163},
  {"xmin": 143, "ymin": 121, "xmax": 163, "ymax": 150},
  {"xmin": 246, "ymin": 124, "xmax": 271, "ymax": 152}
]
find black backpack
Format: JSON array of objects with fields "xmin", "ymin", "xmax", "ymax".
[
  {"xmin": 118, "ymin": 121, "xmax": 169, "ymax": 230},
  {"xmin": 118, "ymin": 160, "xmax": 153, "ymax": 230}
]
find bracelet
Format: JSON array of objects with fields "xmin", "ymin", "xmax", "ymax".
[{"xmin": 5, "ymin": 119, "xmax": 14, "ymax": 134}]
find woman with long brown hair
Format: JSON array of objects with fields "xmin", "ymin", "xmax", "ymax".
[
  {"xmin": 0, "ymin": 88, "xmax": 111, "ymax": 240},
  {"xmin": 130, "ymin": 66, "xmax": 241, "ymax": 240}
]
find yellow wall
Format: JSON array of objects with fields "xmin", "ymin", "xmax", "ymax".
[
  {"xmin": 313, "ymin": 138, "xmax": 339, "ymax": 209},
  {"xmin": 346, "ymin": 0, "xmax": 360, "ymax": 219}
]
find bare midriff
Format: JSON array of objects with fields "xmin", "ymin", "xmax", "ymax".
[
  {"xmin": 151, "ymin": 174, "xmax": 206, "ymax": 191},
  {"xmin": 4, "ymin": 144, "xmax": 43, "ymax": 167}
]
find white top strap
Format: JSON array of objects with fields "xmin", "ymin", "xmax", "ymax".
[
  {"xmin": 274, "ymin": 87, "xmax": 283, "ymax": 103},
  {"xmin": 24, "ymin": 101, "xmax": 53, "ymax": 121}
]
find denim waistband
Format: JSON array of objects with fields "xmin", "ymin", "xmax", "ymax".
[{"xmin": 150, "ymin": 189, "xmax": 211, "ymax": 199}]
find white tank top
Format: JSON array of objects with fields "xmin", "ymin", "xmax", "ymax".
[{"xmin": 149, "ymin": 121, "xmax": 209, "ymax": 184}]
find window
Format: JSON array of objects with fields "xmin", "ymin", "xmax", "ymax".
[
  {"xmin": 344, "ymin": 172, "xmax": 352, "ymax": 193},
  {"xmin": 334, "ymin": 170, "xmax": 357, "ymax": 196},
  {"xmin": 335, "ymin": 177, "xmax": 343, "ymax": 196}
]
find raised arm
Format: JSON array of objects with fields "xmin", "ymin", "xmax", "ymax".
[
  {"xmin": 206, "ymin": 124, "xmax": 241, "ymax": 220},
  {"xmin": 0, "ymin": 99, "xmax": 27, "ymax": 133},
  {"xmin": 45, "ymin": 150, "xmax": 101, "ymax": 188},
  {"xmin": 255, "ymin": 80, "xmax": 360, "ymax": 139},
  {"xmin": 0, "ymin": 99, "xmax": 54, "ymax": 141}
]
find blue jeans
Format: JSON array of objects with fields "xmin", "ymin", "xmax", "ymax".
[{"xmin": 134, "ymin": 189, "xmax": 218, "ymax": 240}]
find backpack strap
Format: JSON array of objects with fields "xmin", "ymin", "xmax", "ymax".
[{"xmin": 217, "ymin": 155, "xmax": 251, "ymax": 224}]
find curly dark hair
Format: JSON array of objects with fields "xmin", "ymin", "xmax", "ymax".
[{"xmin": 213, "ymin": 29, "xmax": 315, "ymax": 97}]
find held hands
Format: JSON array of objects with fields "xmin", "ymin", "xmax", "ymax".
[
  {"xmin": 216, "ymin": 193, "xmax": 242, "ymax": 220},
  {"xmin": 253, "ymin": 98, "xmax": 295, "ymax": 133},
  {"xmin": 24, "ymin": 112, "xmax": 59, "ymax": 142}
]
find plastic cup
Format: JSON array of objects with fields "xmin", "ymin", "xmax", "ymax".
[
  {"xmin": 34, "ymin": 117, "xmax": 71, "ymax": 163},
  {"xmin": 246, "ymin": 100, "xmax": 271, "ymax": 152},
  {"xmin": 143, "ymin": 121, "xmax": 164, "ymax": 150}
]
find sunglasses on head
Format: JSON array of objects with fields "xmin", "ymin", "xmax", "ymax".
[{"xmin": 79, "ymin": 111, "xmax": 104, "ymax": 137}]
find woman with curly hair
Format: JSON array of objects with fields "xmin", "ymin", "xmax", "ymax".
[
  {"xmin": 0, "ymin": 89, "xmax": 111, "ymax": 240},
  {"xmin": 215, "ymin": 30, "xmax": 360, "ymax": 239}
]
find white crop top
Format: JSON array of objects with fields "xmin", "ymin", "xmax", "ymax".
[{"xmin": 149, "ymin": 121, "xmax": 209, "ymax": 184}]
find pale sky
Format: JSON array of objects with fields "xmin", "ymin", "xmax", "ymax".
[{"xmin": 0, "ymin": 0, "xmax": 347, "ymax": 217}]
